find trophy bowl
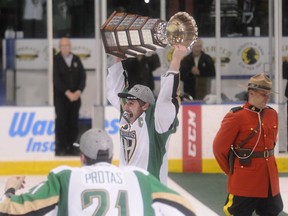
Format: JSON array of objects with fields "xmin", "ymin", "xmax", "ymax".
[
  {"xmin": 154, "ymin": 11, "xmax": 198, "ymax": 48},
  {"xmin": 167, "ymin": 12, "xmax": 198, "ymax": 47}
]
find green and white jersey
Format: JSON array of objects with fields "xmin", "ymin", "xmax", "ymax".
[
  {"xmin": 106, "ymin": 61, "xmax": 180, "ymax": 184},
  {"xmin": 0, "ymin": 163, "xmax": 195, "ymax": 216}
]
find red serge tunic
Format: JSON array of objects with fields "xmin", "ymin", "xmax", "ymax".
[{"xmin": 213, "ymin": 102, "xmax": 280, "ymax": 197}]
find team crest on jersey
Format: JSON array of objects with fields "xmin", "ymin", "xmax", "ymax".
[{"xmin": 120, "ymin": 126, "xmax": 137, "ymax": 163}]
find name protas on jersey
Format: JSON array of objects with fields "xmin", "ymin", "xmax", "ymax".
[{"xmin": 85, "ymin": 170, "xmax": 124, "ymax": 184}]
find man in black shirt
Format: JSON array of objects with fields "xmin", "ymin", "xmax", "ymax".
[
  {"xmin": 53, "ymin": 37, "xmax": 86, "ymax": 156},
  {"xmin": 180, "ymin": 39, "xmax": 215, "ymax": 100}
]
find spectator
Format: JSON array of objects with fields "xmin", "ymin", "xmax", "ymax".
[
  {"xmin": 106, "ymin": 45, "xmax": 187, "ymax": 184},
  {"xmin": 213, "ymin": 73, "xmax": 283, "ymax": 215},
  {"xmin": 0, "ymin": 128, "xmax": 196, "ymax": 216},
  {"xmin": 53, "ymin": 0, "xmax": 71, "ymax": 37},
  {"xmin": 124, "ymin": 53, "xmax": 160, "ymax": 92},
  {"xmin": 53, "ymin": 37, "xmax": 86, "ymax": 156},
  {"xmin": 180, "ymin": 39, "xmax": 215, "ymax": 100},
  {"xmin": 22, "ymin": 0, "xmax": 46, "ymax": 38}
]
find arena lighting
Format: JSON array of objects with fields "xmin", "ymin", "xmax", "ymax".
[{"xmin": 144, "ymin": 0, "xmax": 150, "ymax": 3}]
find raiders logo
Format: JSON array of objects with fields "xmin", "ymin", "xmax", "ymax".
[{"xmin": 120, "ymin": 127, "xmax": 137, "ymax": 163}]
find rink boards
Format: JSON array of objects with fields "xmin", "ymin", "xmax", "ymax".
[{"xmin": 0, "ymin": 104, "xmax": 287, "ymax": 175}]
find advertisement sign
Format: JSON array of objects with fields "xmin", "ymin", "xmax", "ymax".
[
  {"xmin": 0, "ymin": 107, "xmax": 55, "ymax": 160},
  {"xmin": 104, "ymin": 106, "xmax": 121, "ymax": 159},
  {"xmin": 203, "ymin": 38, "xmax": 269, "ymax": 76},
  {"xmin": 2, "ymin": 39, "xmax": 97, "ymax": 70},
  {"xmin": 4, "ymin": 37, "xmax": 288, "ymax": 73},
  {"xmin": 0, "ymin": 106, "xmax": 122, "ymax": 161},
  {"xmin": 3, "ymin": 37, "xmax": 288, "ymax": 83},
  {"xmin": 0, "ymin": 104, "xmax": 285, "ymax": 174},
  {"xmin": 182, "ymin": 105, "xmax": 202, "ymax": 172}
]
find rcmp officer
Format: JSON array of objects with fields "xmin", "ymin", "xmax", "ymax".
[{"xmin": 213, "ymin": 73, "xmax": 283, "ymax": 216}]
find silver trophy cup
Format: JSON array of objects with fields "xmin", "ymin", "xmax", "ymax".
[{"xmin": 101, "ymin": 11, "xmax": 198, "ymax": 59}]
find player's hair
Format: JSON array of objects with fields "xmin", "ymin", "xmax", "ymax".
[
  {"xmin": 138, "ymin": 99, "xmax": 146, "ymax": 107},
  {"xmin": 83, "ymin": 149, "xmax": 112, "ymax": 165}
]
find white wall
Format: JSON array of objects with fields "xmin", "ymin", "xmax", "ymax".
[{"xmin": 15, "ymin": 69, "xmax": 97, "ymax": 119}]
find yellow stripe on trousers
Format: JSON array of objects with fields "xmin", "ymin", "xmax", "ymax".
[{"xmin": 223, "ymin": 193, "xmax": 234, "ymax": 216}]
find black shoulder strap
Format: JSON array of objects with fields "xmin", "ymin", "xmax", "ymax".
[{"xmin": 230, "ymin": 106, "xmax": 243, "ymax": 113}]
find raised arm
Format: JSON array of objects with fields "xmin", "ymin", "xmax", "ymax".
[
  {"xmin": 155, "ymin": 45, "xmax": 188, "ymax": 133},
  {"xmin": 106, "ymin": 61, "xmax": 128, "ymax": 110}
]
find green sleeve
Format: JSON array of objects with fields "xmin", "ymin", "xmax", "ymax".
[
  {"xmin": 0, "ymin": 168, "xmax": 71, "ymax": 215},
  {"xmin": 134, "ymin": 170, "xmax": 195, "ymax": 216}
]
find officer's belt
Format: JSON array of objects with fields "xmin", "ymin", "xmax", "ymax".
[{"xmin": 250, "ymin": 149, "xmax": 274, "ymax": 158}]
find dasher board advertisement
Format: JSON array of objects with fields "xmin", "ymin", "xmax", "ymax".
[
  {"xmin": 182, "ymin": 105, "xmax": 202, "ymax": 172},
  {"xmin": 0, "ymin": 107, "xmax": 55, "ymax": 160}
]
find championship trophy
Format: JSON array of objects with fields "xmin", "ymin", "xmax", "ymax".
[{"xmin": 101, "ymin": 11, "xmax": 198, "ymax": 58}]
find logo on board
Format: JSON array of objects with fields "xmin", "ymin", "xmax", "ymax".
[{"xmin": 238, "ymin": 42, "xmax": 263, "ymax": 71}]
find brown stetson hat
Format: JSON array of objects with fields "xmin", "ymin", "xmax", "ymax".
[
  {"xmin": 248, "ymin": 73, "xmax": 272, "ymax": 91},
  {"xmin": 240, "ymin": 73, "xmax": 277, "ymax": 93}
]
